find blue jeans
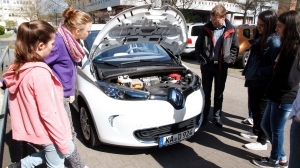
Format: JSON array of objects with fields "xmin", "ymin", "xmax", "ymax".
[
  {"xmin": 289, "ymin": 118, "xmax": 300, "ymax": 168},
  {"xmin": 20, "ymin": 140, "xmax": 74, "ymax": 168},
  {"xmin": 261, "ymin": 101, "xmax": 291, "ymax": 161}
]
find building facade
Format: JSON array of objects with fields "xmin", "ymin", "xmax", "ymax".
[{"xmin": 0, "ymin": 0, "xmax": 37, "ymax": 28}]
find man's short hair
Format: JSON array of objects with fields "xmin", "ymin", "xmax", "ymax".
[{"xmin": 211, "ymin": 4, "xmax": 227, "ymax": 17}]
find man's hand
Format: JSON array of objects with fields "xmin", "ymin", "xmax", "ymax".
[
  {"xmin": 69, "ymin": 96, "xmax": 75, "ymax": 103},
  {"xmin": 195, "ymin": 54, "xmax": 207, "ymax": 65}
]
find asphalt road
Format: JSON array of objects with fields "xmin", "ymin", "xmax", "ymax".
[{"xmin": 1, "ymin": 54, "xmax": 292, "ymax": 168}]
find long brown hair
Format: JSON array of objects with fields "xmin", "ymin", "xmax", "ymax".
[
  {"xmin": 62, "ymin": 7, "xmax": 92, "ymax": 31},
  {"xmin": 257, "ymin": 10, "xmax": 277, "ymax": 57},
  {"xmin": 278, "ymin": 10, "xmax": 300, "ymax": 58},
  {"xmin": 13, "ymin": 20, "xmax": 55, "ymax": 77}
]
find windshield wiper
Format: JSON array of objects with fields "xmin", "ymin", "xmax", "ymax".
[
  {"xmin": 120, "ymin": 59, "xmax": 161, "ymax": 66},
  {"xmin": 94, "ymin": 61, "xmax": 120, "ymax": 67}
]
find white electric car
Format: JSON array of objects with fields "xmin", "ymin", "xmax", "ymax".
[{"xmin": 72, "ymin": 4, "xmax": 204, "ymax": 148}]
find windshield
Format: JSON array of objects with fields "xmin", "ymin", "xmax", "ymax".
[
  {"xmin": 84, "ymin": 30, "xmax": 99, "ymax": 52},
  {"xmin": 93, "ymin": 43, "xmax": 172, "ymax": 63}
]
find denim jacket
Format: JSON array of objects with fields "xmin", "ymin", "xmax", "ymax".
[{"xmin": 242, "ymin": 34, "xmax": 280, "ymax": 87}]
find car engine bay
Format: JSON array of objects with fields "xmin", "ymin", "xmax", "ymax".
[{"xmin": 112, "ymin": 72, "xmax": 194, "ymax": 95}]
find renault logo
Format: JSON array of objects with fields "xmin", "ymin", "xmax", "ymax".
[{"xmin": 169, "ymin": 89, "xmax": 183, "ymax": 107}]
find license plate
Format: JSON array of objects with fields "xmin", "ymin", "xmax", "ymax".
[{"xmin": 158, "ymin": 128, "xmax": 195, "ymax": 148}]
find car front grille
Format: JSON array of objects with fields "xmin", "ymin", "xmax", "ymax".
[{"xmin": 134, "ymin": 114, "xmax": 201, "ymax": 142}]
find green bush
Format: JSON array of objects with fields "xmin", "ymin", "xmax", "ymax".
[
  {"xmin": 0, "ymin": 25, "xmax": 5, "ymax": 35},
  {"xmin": 5, "ymin": 20, "xmax": 17, "ymax": 30}
]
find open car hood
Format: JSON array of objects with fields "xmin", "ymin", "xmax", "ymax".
[{"xmin": 89, "ymin": 4, "xmax": 187, "ymax": 60}]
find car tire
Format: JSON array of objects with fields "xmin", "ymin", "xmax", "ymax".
[
  {"xmin": 79, "ymin": 101, "xmax": 101, "ymax": 148},
  {"xmin": 241, "ymin": 50, "xmax": 250, "ymax": 68}
]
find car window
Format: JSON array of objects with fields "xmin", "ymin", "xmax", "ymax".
[
  {"xmin": 84, "ymin": 30, "xmax": 100, "ymax": 52},
  {"xmin": 191, "ymin": 26, "xmax": 203, "ymax": 36},
  {"xmin": 243, "ymin": 29, "xmax": 250, "ymax": 39}
]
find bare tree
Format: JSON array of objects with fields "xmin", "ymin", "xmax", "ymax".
[
  {"xmin": 20, "ymin": 0, "xmax": 42, "ymax": 21},
  {"xmin": 233, "ymin": 0, "xmax": 268, "ymax": 24},
  {"xmin": 16, "ymin": 0, "xmax": 65, "ymax": 21},
  {"xmin": 164, "ymin": 0, "xmax": 198, "ymax": 23},
  {"xmin": 73, "ymin": 0, "xmax": 91, "ymax": 11},
  {"xmin": 122, "ymin": 0, "xmax": 197, "ymax": 21},
  {"xmin": 167, "ymin": 0, "xmax": 196, "ymax": 9},
  {"xmin": 64, "ymin": 0, "xmax": 76, "ymax": 7},
  {"xmin": 277, "ymin": 0, "xmax": 296, "ymax": 14},
  {"xmin": 297, "ymin": 0, "xmax": 300, "ymax": 11}
]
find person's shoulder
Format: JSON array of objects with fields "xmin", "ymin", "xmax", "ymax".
[
  {"xmin": 30, "ymin": 67, "xmax": 52, "ymax": 82},
  {"xmin": 224, "ymin": 19, "xmax": 235, "ymax": 27},
  {"xmin": 203, "ymin": 22, "xmax": 210, "ymax": 27},
  {"xmin": 49, "ymin": 33, "xmax": 65, "ymax": 54},
  {"xmin": 269, "ymin": 34, "xmax": 280, "ymax": 40},
  {"xmin": 268, "ymin": 34, "xmax": 281, "ymax": 46},
  {"xmin": 29, "ymin": 63, "xmax": 51, "ymax": 73},
  {"xmin": 54, "ymin": 33, "xmax": 65, "ymax": 46}
]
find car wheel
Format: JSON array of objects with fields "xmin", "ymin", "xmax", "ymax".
[
  {"xmin": 79, "ymin": 102, "xmax": 101, "ymax": 147},
  {"xmin": 242, "ymin": 50, "xmax": 250, "ymax": 68}
]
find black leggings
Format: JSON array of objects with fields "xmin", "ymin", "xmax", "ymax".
[{"xmin": 248, "ymin": 87, "xmax": 268, "ymax": 145}]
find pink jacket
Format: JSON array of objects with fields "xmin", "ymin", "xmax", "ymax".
[{"xmin": 3, "ymin": 62, "xmax": 72, "ymax": 154}]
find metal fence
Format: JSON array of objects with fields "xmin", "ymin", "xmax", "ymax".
[{"xmin": 0, "ymin": 46, "xmax": 11, "ymax": 167}]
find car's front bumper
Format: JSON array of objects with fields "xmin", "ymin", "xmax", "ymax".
[{"xmin": 78, "ymin": 82, "xmax": 204, "ymax": 147}]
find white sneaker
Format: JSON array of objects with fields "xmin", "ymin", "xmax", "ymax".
[
  {"xmin": 240, "ymin": 130, "xmax": 258, "ymax": 139},
  {"xmin": 244, "ymin": 142, "xmax": 267, "ymax": 150},
  {"xmin": 242, "ymin": 118, "xmax": 253, "ymax": 125}
]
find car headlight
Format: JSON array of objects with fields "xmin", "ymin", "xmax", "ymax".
[{"xmin": 96, "ymin": 81, "xmax": 150, "ymax": 100}]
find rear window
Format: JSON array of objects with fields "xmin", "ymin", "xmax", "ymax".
[
  {"xmin": 191, "ymin": 26, "xmax": 203, "ymax": 36},
  {"xmin": 243, "ymin": 29, "xmax": 251, "ymax": 38}
]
